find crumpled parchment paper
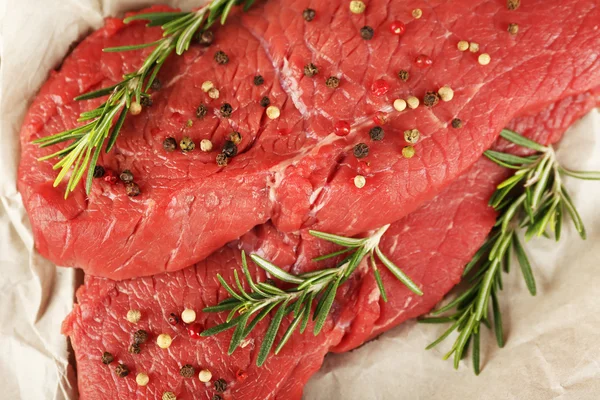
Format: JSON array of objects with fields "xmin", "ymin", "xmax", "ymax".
[{"xmin": 0, "ymin": 1, "xmax": 599, "ymax": 399}]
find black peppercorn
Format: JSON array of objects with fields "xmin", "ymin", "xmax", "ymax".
[
  {"xmin": 126, "ymin": 182, "xmax": 141, "ymax": 197},
  {"xmin": 212, "ymin": 396, "xmax": 222, "ymax": 400},
  {"xmin": 369, "ymin": 126, "xmax": 384, "ymax": 141},
  {"xmin": 93, "ymin": 166, "xmax": 105, "ymax": 178},
  {"xmin": 507, "ymin": 0, "xmax": 520, "ymax": 10},
  {"xmin": 216, "ymin": 153, "xmax": 228, "ymax": 166},
  {"xmin": 168, "ymin": 313, "xmax": 179, "ymax": 325},
  {"xmin": 101, "ymin": 351, "xmax": 114, "ymax": 365},
  {"xmin": 214, "ymin": 378, "xmax": 227, "ymax": 393},
  {"xmin": 128, "ymin": 343, "xmax": 141, "ymax": 354},
  {"xmin": 151, "ymin": 79, "xmax": 161, "ymax": 91},
  {"xmin": 304, "ymin": 63, "xmax": 318, "ymax": 77},
  {"xmin": 423, "ymin": 91, "xmax": 440, "ymax": 107},
  {"xmin": 163, "ymin": 137, "xmax": 177, "ymax": 152},
  {"xmin": 398, "ymin": 70, "xmax": 409, "ymax": 82},
  {"xmin": 353, "ymin": 143, "xmax": 369, "ymax": 159},
  {"xmin": 196, "ymin": 104, "xmax": 208, "ymax": 119},
  {"xmin": 220, "ymin": 103, "xmax": 233, "ymax": 118},
  {"xmin": 115, "ymin": 363, "xmax": 130, "ymax": 378},
  {"xmin": 180, "ymin": 136, "xmax": 195, "ymax": 152},
  {"xmin": 302, "ymin": 8, "xmax": 316, "ymax": 21},
  {"xmin": 133, "ymin": 330, "xmax": 148, "ymax": 344},
  {"xmin": 214, "ymin": 51, "xmax": 229, "ymax": 65},
  {"xmin": 229, "ymin": 131, "xmax": 242, "ymax": 145},
  {"xmin": 451, "ymin": 118, "xmax": 463, "ymax": 129},
  {"xmin": 260, "ymin": 96, "xmax": 271, "ymax": 107},
  {"xmin": 140, "ymin": 96, "xmax": 153, "ymax": 107},
  {"xmin": 199, "ymin": 30, "xmax": 214, "ymax": 46},
  {"xmin": 325, "ymin": 76, "xmax": 340, "ymax": 88},
  {"xmin": 180, "ymin": 364, "xmax": 195, "ymax": 378},
  {"xmin": 253, "ymin": 75, "xmax": 264, "ymax": 85},
  {"xmin": 360, "ymin": 26, "xmax": 374, "ymax": 40},
  {"xmin": 119, "ymin": 170, "xmax": 134, "ymax": 183},
  {"xmin": 222, "ymin": 140, "xmax": 238, "ymax": 158}
]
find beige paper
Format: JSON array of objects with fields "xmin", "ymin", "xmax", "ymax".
[{"xmin": 1, "ymin": 2, "xmax": 599, "ymax": 399}]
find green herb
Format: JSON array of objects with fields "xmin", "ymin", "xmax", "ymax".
[
  {"xmin": 421, "ymin": 129, "xmax": 600, "ymax": 374},
  {"xmin": 33, "ymin": 0, "xmax": 258, "ymax": 198},
  {"xmin": 202, "ymin": 225, "xmax": 422, "ymax": 367}
]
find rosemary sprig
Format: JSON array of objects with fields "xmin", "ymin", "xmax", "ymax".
[
  {"xmin": 33, "ymin": 0, "xmax": 257, "ymax": 198},
  {"xmin": 202, "ymin": 225, "xmax": 423, "ymax": 366},
  {"xmin": 421, "ymin": 129, "xmax": 600, "ymax": 374}
]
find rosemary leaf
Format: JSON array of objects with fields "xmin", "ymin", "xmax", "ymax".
[{"xmin": 257, "ymin": 300, "xmax": 290, "ymax": 367}]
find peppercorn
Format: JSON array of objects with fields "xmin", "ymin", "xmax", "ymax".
[
  {"xmin": 212, "ymin": 396, "xmax": 222, "ymax": 400},
  {"xmin": 302, "ymin": 8, "xmax": 316, "ymax": 21},
  {"xmin": 214, "ymin": 378, "xmax": 227, "ymax": 393},
  {"xmin": 423, "ymin": 91, "xmax": 440, "ymax": 107},
  {"xmin": 404, "ymin": 129, "xmax": 420, "ymax": 144},
  {"xmin": 187, "ymin": 119, "xmax": 193, "ymax": 128},
  {"xmin": 168, "ymin": 313, "xmax": 179, "ymax": 325},
  {"xmin": 133, "ymin": 330, "xmax": 148, "ymax": 344},
  {"xmin": 140, "ymin": 96, "xmax": 153, "ymax": 107},
  {"xmin": 360, "ymin": 26, "xmax": 374, "ymax": 40},
  {"xmin": 369, "ymin": 126, "xmax": 384, "ymax": 141},
  {"xmin": 126, "ymin": 309, "xmax": 141, "ymax": 323},
  {"xmin": 101, "ymin": 351, "xmax": 114, "ymax": 365},
  {"xmin": 349, "ymin": 1, "xmax": 366, "ymax": 14},
  {"xmin": 325, "ymin": 76, "xmax": 340, "ymax": 88},
  {"xmin": 136, "ymin": 372, "xmax": 149, "ymax": 386},
  {"xmin": 196, "ymin": 104, "xmax": 208, "ymax": 119},
  {"xmin": 119, "ymin": 170, "xmax": 134, "ymax": 183},
  {"xmin": 508, "ymin": 23, "xmax": 519, "ymax": 35},
  {"xmin": 412, "ymin": 8, "xmax": 423, "ymax": 19},
  {"xmin": 180, "ymin": 136, "xmax": 195, "ymax": 152},
  {"xmin": 162, "ymin": 392, "xmax": 176, "ymax": 400},
  {"xmin": 507, "ymin": 0, "xmax": 520, "ymax": 10},
  {"xmin": 128, "ymin": 343, "xmax": 141, "ymax": 354},
  {"xmin": 179, "ymin": 364, "xmax": 195, "ymax": 378},
  {"xmin": 208, "ymin": 87, "xmax": 220, "ymax": 99},
  {"xmin": 353, "ymin": 143, "xmax": 369, "ymax": 159},
  {"xmin": 304, "ymin": 63, "xmax": 318, "ymax": 77},
  {"xmin": 214, "ymin": 51, "xmax": 229, "ymax": 65},
  {"xmin": 200, "ymin": 139, "xmax": 213, "ymax": 152},
  {"xmin": 451, "ymin": 118, "xmax": 463, "ymax": 129},
  {"xmin": 260, "ymin": 96, "xmax": 271, "ymax": 107},
  {"xmin": 406, "ymin": 96, "xmax": 420, "ymax": 109},
  {"xmin": 222, "ymin": 140, "xmax": 238, "ymax": 158},
  {"xmin": 402, "ymin": 145, "xmax": 415, "ymax": 159},
  {"xmin": 157, "ymin": 333, "xmax": 172, "ymax": 349},
  {"xmin": 126, "ymin": 182, "xmax": 141, "ymax": 197},
  {"xmin": 254, "ymin": 75, "xmax": 264, "ymax": 85},
  {"xmin": 354, "ymin": 175, "xmax": 366, "ymax": 189},
  {"xmin": 398, "ymin": 70, "xmax": 409, "ymax": 82},
  {"xmin": 93, "ymin": 165, "xmax": 105, "ymax": 178},
  {"xmin": 220, "ymin": 103, "xmax": 233, "ymax": 118},
  {"xmin": 229, "ymin": 131, "xmax": 242, "ymax": 145},
  {"xmin": 216, "ymin": 153, "xmax": 228, "ymax": 167},
  {"xmin": 151, "ymin": 79, "xmax": 161, "ymax": 91},
  {"xmin": 115, "ymin": 363, "xmax": 130, "ymax": 378},
  {"xmin": 199, "ymin": 30, "xmax": 214, "ymax": 46},
  {"xmin": 162, "ymin": 137, "xmax": 177, "ymax": 152}
]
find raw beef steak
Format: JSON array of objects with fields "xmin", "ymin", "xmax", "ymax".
[
  {"xmin": 63, "ymin": 92, "xmax": 598, "ymax": 399},
  {"xmin": 19, "ymin": 1, "xmax": 600, "ymax": 279}
]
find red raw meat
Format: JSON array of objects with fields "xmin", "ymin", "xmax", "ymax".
[
  {"xmin": 63, "ymin": 92, "xmax": 598, "ymax": 399},
  {"xmin": 19, "ymin": 1, "xmax": 600, "ymax": 279}
]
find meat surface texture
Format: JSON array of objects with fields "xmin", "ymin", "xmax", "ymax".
[
  {"xmin": 18, "ymin": 1, "xmax": 600, "ymax": 279},
  {"xmin": 63, "ymin": 91, "xmax": 598, "ymax": 399}
]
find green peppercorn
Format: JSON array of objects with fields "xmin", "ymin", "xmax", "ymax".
[
  {"xmin": 101, "ymin": 351, "xmax": 113, "ymax": 365},
  {"xmin": 214, "ymin": 51, "xmax": 229, "ymax": 65},
  {"xmin": 163, "ymin": 137, "xmax": 177, "ymax": 152},
  {"xmin": 360, "ymin": 26, "xmax": 374, "ymax": 40},
  {"xmin": 222, "ymin": 140, "xmax": 238, "ymax": 158},
  {"xmin": 325, "ymin": 76, "xmax": 340, "ymax": 88},
  {"xmin": 254, "ymin": 75, "xmax": 265, "ymax": 85},
  {"xmin": 140, "ymin": 96, "xmax": 153, "ymax": 107},
  {"xmin": 128, "ymin": 343, "xmax": 141, "ymax": 354},
  {"xmin": 93, "ymin": 166, "xmax": 105, "ymax": 178},
  {"xmin": 196, "ymin": 104, "xmax": 208, "ymax": 119},
  {"xmin": 216, "ymin": 153, "xmax": 228, "ymax": 167},
  {"xmin": 423, "ymin": 91, "xmax": 440, "ymax": 107},
  {"xmin": 398, "ymin": 70, "xmax": 409, "ymax": 82},
  {"xmin": 126, "ymin": 182, "xmax": 141, "ymax": 197},
  {"xmin": 451, "ymin": 118, "xmax": 463, "ymax": 128},
  {"xmin": 133, "ymin": 330, "xmax": 148, "ymax": 344},
  {"xmin": 180, "ymin": 364, "xmax": 195, "ymax": 378},
  {"xmin": 302, "ymin": 8, "xmax": 316, "ymax": 21},
  {"xmin": 304, "ymin": 63, "xmax": 318, "ymax": 77},
  {"xmin": 260, "ymin": 96, "xmax": 271, "ymax": 107},
  {"xmin": 180, "ymin": 136, "xmax": 195, "ymax": 152},
  {"xmin": 119, "ymin": 170, "xmax": 134, "ymax": 183},
  {"xmin": 369, "ymin": 126, "xmax": 384, "ymax": 141},
  {"xmin": 353, "ymin": 143, "xmax": 369, "ymax": 159},
  {"xmin": 214, "ymin": 378, "xmax": 227, "ymax": 393},
  {"xmin": 220, "ymin": 103, "xmax": 233, "ymax": 118},
  {"xmin": 199, "ymin": 30, "xmax": 214, "ymax": 46},
  {"xmin": 115, "ymin": 363, "xmax": 130, "ymax": 378}
]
